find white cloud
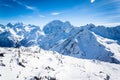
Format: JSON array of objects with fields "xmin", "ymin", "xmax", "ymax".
[
  {"xmin": 100, "ymin": 22, "xmax": 120, "ymax": 27},
  {"xmin": 91, "ymin": 0, "xmax": 95, "ymax": 3},
  {"xmin": 25, "ymin": 5, "xmax": 36, "ymax": 11},
  {"xmin": 51, "ymin": 12, "xmax": 61, "ymax": 16},
  {"xmin": 13, "ymin": 0, "xmax": 37, "ymax": 11},
  {"xmin": 38, "ymin": 14, "xmax": 45, "ymax": 18},
  {"xmin": 2, "ymin": 4, "xmax": 12, "ymax": 8}
]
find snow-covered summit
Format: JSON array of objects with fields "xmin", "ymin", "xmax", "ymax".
[{"xmin": 43, "ymin": 20, "xmax": 73, "ymax": 34}]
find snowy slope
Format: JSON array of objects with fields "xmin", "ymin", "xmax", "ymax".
[
  {"xmin": 52, "ymin": 29, "xmax": 120, "ymax": 63},
  {"xmin": 0, "ymin": 47, "xmax": 120, "ymax": 80}
]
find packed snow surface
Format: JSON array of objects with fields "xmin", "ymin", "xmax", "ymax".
[{"xmin": 0, "ymin": 47, "xmax": 120, "ymax": 80}]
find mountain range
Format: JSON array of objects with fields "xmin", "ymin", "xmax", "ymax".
[
  {"xmin": 0, "ymin": 20, "xmax": 120, "ymax": 64},
  {"xmin": 0, "ymin": 20, "xmax": 120, "ymax": 80}
]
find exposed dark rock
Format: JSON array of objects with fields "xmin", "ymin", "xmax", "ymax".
[
  {"xmin": 34, "ymin": 76, "xmax": 41, "ymax": 80},
  {"xmin": 43, "ymin": 76, "xmax": 56, "ymax": 80},
  {"xmin": 99, "ymin": 71, "xmax": 104, "ymax": 73},
  {"xmin": 110, "ymin": 57, "xmax": 120, "ymax": 64},
  {"xmin": 18, "ymin": 62, "xmax": 25, "ymax": 68},
  {"xmin": 104, "ymin": 74, "xmax": 110, "ymax": 80},
  {"xmin": 0, "ymin": 63, "xmax": 5, "ymax": 67},
  {"xmin": 45, "ymin": 66, "xmax": 55, "ymax": 71},
  {"xmin": 0, "ymin": 53, "xmax": 4, "ymax": 57},
  {"xmin": 48, "ymin": 77, "xmax": 56, "ymax": 80}
]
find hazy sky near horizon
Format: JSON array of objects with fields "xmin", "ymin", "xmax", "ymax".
[{"xmin": 0, "ymin": 0, "xmax": 120, "ymax": 26}]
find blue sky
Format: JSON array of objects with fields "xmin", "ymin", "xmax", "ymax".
[{"xmin": 0, "ymin": 0, "xmax": 120, "ymax": 26}]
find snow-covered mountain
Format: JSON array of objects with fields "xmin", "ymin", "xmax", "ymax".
[
  {"xmin": 0, "ymin": 47, "xmax": 120, "ymax": 80},
  {"xmin": 0, "ymin": 20, "xmax": 120, "ymax": 64},
  {"xmin": 0, "ymin": 23, "xmax": 44, "ymax": 47},
  {"xmin": 41, "ymin": 21, "xmax": 120, "ymax": 64}
]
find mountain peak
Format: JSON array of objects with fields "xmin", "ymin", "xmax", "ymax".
[
  {"xmin": 49, "ymin": 20, "xmax": 63, "ymax": 23},
  {"xmin": 80, "ymin": 23, "xmax": 95, "ymax": 30},
  {"xmin": 6, "ymin": 23, "xmax": 14, "ymax": 28},
  {"xmin": 14, "ymin": 22, "xmax": 24, "ymax": 27},
  {"xmin": 43, "ymin": 20, "xmax": 73, "ymax": 34}
]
